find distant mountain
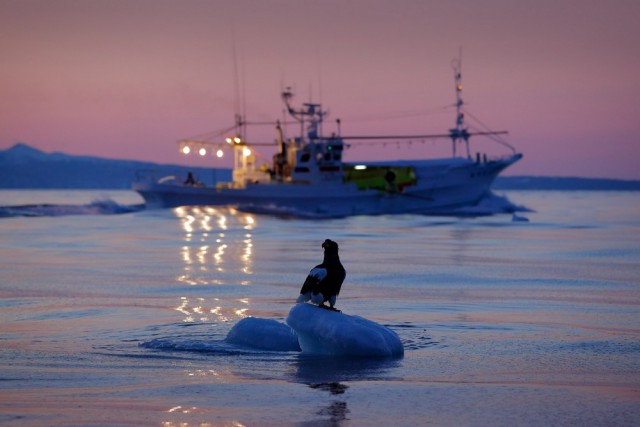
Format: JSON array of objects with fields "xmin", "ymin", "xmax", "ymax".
[
  {"xmin": 0, "ymin": 143, "xmax": 50, "ymax": 162},
  {"xmin": 1, "ymin": 143, "xmax": 638, "ymax": 190},
  {"xmin": 0, "ymin": 143, "xmax": 231, "ymax": 189}
]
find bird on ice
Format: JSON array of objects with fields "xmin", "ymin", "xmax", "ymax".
[{"xmin": 296, "ymin": 239, "xmax": 346, "ymax": 311}]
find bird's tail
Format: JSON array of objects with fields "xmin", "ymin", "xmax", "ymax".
[
  {"xmin": 310, "ymin": 292, "xmax": 325, "ymax": 305},
  {"xmin": 297, "ymin": 292, "xmax": 311, "ymax": 303}
]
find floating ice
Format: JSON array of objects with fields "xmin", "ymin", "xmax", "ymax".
[
  {"xmin": 0, "ymin": 199, "xmax": 143, "ymax": 218},
  {"xmin": 512, "ymin": 213, "xmax": 530, "ymax": 222},
  {"xmin": 215, "ymin": 306, "xmax": 404, "ymax": 357},
  {"xmin": 225, "ymin": 317, "xmax": 301, "ymax": 352},
  {"xmin": 448, "ymin": 191, "xmax": 531, "ymax": 217},
  {"xmin": 286, "ymin": 303, "xmax": 404, "ymax": 357}
]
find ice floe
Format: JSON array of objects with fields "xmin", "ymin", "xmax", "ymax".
[
  {"xmin": 286, "ymin": 303, "xmax": 404, "ymax": 357},
  {"xmin": 222, "ymin": 305, "xmax": 404, "ymax": 358},
  {"xmin": 226, "ymin": 317, "xmax": 301, "ymax": 352}
]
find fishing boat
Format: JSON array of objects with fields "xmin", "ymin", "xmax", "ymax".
[{"xmin": 134, "ymin": 59, "xmax": 522, "ymax": 217}]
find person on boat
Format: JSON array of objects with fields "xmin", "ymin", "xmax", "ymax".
[
  {"xmin": 384, "ymin": 169, "xmax": 398, "ymax": 193},
  {"xmin": 185, "ymin": 172, "xmax": 196, "ymax": 185}
]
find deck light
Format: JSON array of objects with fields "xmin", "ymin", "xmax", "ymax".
[
  {"xmin": 242, "ymin": 147, "xmax": 251, "ymax": 157},
  {"xmin": 216, "ymin": 149, "xmax": 224, "ymax": 158},
  {"xmin": 354, "ymin": 165, "xmax": 367, "ymax": 170},
  {"xmin": 199, "ymin": 148, "xmax": 207, "ymax": 156},
  {"xmin": 182, "ymin": 146, "xmax": 191, "ymax": 155}
]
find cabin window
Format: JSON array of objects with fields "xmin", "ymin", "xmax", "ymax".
[
  {"xmin": 333, "ymin": 153, "xmax": 341, "ymax": 161},
  {"xmin": 324, "ymin": 153, "xmax": 331, "ymax": 161},
  {"xmin": 300, "ymin": 153, "xmax": 310, "ymax": 163},
  {"xmin": 294, "ymin": 167, "xmax": 310, "ymax": 173}
]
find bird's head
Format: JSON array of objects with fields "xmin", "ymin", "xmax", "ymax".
[{"xmin": 322, "ymin": 239, "xmax": 339, "ymax": 254}]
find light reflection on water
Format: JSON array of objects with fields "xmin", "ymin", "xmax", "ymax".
[
  {"xmin": 174, "ymin": 206, "xmax": 255, "ymax": 285},
  {"xmin": 174, "ymin": 296, "xmax": 253, "ymax": 323},
  {"xmin": 162, "ymin": 421, "xmax": 245, "ymax": 427},
  {"xmin": 172, "ymin": 207, "xmax": 256, "ymax": 323}
]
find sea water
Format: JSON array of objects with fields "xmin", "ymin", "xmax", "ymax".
[{"xmin": 0, "ymin": 189, "xmax": 639, "ymax": 426}]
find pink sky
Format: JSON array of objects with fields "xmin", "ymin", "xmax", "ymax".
[{"xmin": 1, "ymin": 0, "xmax": 639, "ymax": 179}]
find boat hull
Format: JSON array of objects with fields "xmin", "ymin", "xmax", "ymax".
[{"xmin": 134, "ymin": 154, "xmax": 521, "ymax": 217}]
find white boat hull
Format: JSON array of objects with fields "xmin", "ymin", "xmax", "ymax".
[{"xmin": 134, "ymin": 154, "xmax": 521, "ymax": 217}]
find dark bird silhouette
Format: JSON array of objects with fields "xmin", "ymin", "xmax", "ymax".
[{"xmin": 297, "ymin": 239, "xmax": 346, "ymax": 310}]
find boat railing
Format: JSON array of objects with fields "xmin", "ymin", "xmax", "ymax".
[
  {"xmin": 134, "ymin": 169, "xmax": 163, "ymax": 184},
  {"xmin": 134, "ymin": 169, "xmax": 221, "ymax": 187},
  {"xmin": 487, "ymin": 152, "xmax": 523, "ymax": 163}
]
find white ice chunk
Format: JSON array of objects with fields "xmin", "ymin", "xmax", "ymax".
[
  {"xmin": 286, "ymin": 303, "xmax": 404, "ymax": 357},
  {"xmin": 512, "ymin": 213, "xmax": 530, "ymax": 222},
  {"xmin": 226, "ymin": 317, "xmax": 301, "ymax": 352}
]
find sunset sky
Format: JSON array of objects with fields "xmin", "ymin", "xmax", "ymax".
[{"xmin": 1, "ymin": 0, "xmax": 638, "ymax": 179}]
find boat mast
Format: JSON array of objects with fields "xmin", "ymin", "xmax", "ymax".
[
  {"xmin": 281, "ymin": 88, "xmax": 327, "ymax": 139},
  {"xmin": 450, "ymin": 52, "xmax": 471, "ymax": 158}
]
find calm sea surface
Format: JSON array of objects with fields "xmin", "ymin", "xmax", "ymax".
[{"xmin": 1, "ymin": 190, "xmax": 639, "ymax": 426}]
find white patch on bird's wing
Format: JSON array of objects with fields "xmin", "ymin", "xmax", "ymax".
[
  {"xmin": 297, "ymin": 292, "xmax": 311, "ymax": 303},
  {"xmin": 308, "ymin": 267, "xmax": 327, "ymax": 281}
]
